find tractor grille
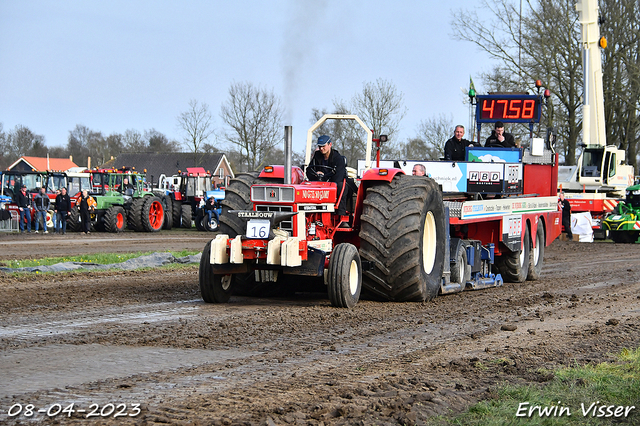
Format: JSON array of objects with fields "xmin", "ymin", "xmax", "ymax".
[
  {"xmin": 255, "ymin": 204, "xmax": 294, "ymax": 233},
  {"xmin": 252, "ymin": 186, "xmax": 295, "ymax": 203}
]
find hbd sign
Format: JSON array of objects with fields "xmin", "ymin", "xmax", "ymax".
[{"xmin": 469, "ymin": 171, "xmax": 501, "ymax": 183}]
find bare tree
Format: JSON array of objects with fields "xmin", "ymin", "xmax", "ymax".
[
  {"xmin": 452, "ymin": 0, "xmax": 582, "ymax": 164},
  {"xmin": 351, "ymin": 78, "xmax": 407, "ymax": 142},
  {"xmin": 7, "ymin": 125, "xmax": 47, "ymax": 158},
  {"xmin": 68, "ymin": 124, "xmax": 105, "ymax": 165},
  {"xmin": 416, "ymin": 114, "xmax": 455, "ymax": 160},
  {"xmin": 122, "ymin": 129, "xmax": 144, "ymax": 152},
  {"xmin": 220, "ymin": 82, "xmax": 284, "ymax": 172},
  {"xmin": 177, "ymin": 99, "xmax": 215, "ymax": 163},
  {"xmin": 145, "ymin": 128, "xmax": 178, "ymax": 153}
]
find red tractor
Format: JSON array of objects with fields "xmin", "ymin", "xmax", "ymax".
[{"xmin": 200, "ymin": 111, "xmax": 561, "ymax": 308}]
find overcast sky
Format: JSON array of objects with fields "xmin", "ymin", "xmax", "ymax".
[{"xmin": 0, "ymin": 0, "xmax": 494, "ymax": 155}]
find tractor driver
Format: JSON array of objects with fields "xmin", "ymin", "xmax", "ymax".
[
  {"xmin": 120, "ymin": 178, "xmax": 134, "ymax": 193},
  {"xmin": 306, "ymin": 135, "xmax": 348, "ymax": 216}
]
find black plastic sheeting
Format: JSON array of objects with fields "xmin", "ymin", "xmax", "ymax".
[{"xmin": 0, "ymin": 252, "xmax": 201, "ymax": 273}]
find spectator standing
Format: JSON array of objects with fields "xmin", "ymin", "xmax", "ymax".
[
  {"xmin": 53, "ymin": 189, "xmax": 61, "ymax": 234},
  {"xmin": 558, "ymin": 192, "xmax": 573, "ymax": 239},
  {"xmin": 55, "ymin": 187, "xmax": 72, "ymax": 234},
  {"xmin": 33, "ymin": 187, "xmax": 50, "ymax": 234},
  {"xmin": 16, "ymin": 185, "xmax": 32, "ymax": 233},
  {"xmin": 78, "ymin": 189, "xmax": 94, "ymax": 234}
]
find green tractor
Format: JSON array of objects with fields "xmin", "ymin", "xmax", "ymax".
[
  {"xmin": 68, "ymin": 169, "xmax": 164, "ymax": 232},
  {"xmin": 602, "ymin": 183, "xmax": 640, "ymax": 243}
]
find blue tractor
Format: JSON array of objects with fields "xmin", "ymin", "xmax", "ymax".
[{"xmin": 195, "ymin": 188, "xmax": 225, "ymax": 232}]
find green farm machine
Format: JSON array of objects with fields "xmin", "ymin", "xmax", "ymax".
[
  {"xmin": 69, "ymin": 168, "xmax": 165, "ymax": 232},
  {"xmin": 602, "ymin": 183, "xmax": 640, "ymax": 243}
]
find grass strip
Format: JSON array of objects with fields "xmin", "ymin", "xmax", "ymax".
[
  {"xmin": 429, "ymin": 347, "xmax": 639, "ymax": 425},
  {"xmin": 2, "ymin": 250, "xmax": 200, "ymax": 269}
]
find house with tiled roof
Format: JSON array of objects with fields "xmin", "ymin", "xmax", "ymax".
[
  {"xmin": 7, "ymin": 156, "xmax": 79, "ymax": 172},
  {"xmin": 112, "ymin": 152, "xmax": 234, "ymax": 187}
]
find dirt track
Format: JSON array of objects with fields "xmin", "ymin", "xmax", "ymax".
[{"xmin": 1, "ymin": 232, "xmax": 639, "ymax": 425}]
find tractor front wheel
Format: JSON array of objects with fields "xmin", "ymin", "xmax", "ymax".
[
  {"xmin": 204, "ymin": 214, "xmax": 219, "ymax": 232},
  {"xmin": 200, "ymin": 240, "xmax": 232, "ymax": 303},
  {"xmin": 327, "ymin": 243, "xmax": 362, "ymax": 308},
  {"xmin": 104, "ymin": 206, "xmax": 126, "ymax": 233}
]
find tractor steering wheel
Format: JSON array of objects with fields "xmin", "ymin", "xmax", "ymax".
[{"xmin": 307, "ymin": 164, "xmax": 336, "ymax": 182}]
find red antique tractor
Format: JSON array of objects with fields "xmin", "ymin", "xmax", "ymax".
[
  {"xmin": 200, "ymin": 107, "xmax": 561, "ymax": 308},
  {"xmin": 200, "ymin": 114, "xmax": 447, "ymax": 308}
]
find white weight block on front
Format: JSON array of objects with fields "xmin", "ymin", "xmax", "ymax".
[
  {"xmin": 281, "ymin": 237, "xmax": 302, "ymax": 267},
  {"xmin": 230, "ymin": 235, "xmax": 244, "ymax": 264},
  {"xmin": 211, "ymin": 234, "xmax": 229, "ymax": 264},
  {"xmin": 267, "ymin": 237, "xmax": 286, "ymax": 265}
]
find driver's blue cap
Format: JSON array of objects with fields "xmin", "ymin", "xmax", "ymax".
[{"xmin": 317, "ymin": 135, "xmax": 331, "ymax": 146}]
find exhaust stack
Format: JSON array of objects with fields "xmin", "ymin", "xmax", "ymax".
[{"xmin": 284, "ymin": 126, "xmax": 292, "ymax": 185}]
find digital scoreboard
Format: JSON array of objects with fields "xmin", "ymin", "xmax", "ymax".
[{"xmin": 475, "ymin": 94, "xmax": 542, "ymax": 124}]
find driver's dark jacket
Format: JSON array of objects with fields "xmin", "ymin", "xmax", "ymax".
[{"xmin": 306, "ymin": 148, "xmax": 346, "ymax": 183}]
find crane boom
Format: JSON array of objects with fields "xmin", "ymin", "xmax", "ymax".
[{"xmin": 576, "ymin": 0, "xmax": 607, "ymax": 148}]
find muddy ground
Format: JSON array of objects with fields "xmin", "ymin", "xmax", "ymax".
[{"xmin": 0, "ymin": 231, "xmax": 639, "ymax": 425}]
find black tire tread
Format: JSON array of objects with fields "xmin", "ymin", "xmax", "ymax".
[
  {"xmin": 127, "ymin": 198, "xmax": 146, "ymax": 232},
  {"xmin": 527, "ymin": 221, "xmax": 545, "ymax": 281},
  {"xmin": 67, "ymin": 209, "xmax": 82, "ymax": 232},
  {"xmin": 180, "ymin": 204, "xmax": 192, "ymax": 228},
  {"xmin": 328, "ymin": 243, "xmax": 361, "ymax": 308},
  {"xmin": 141, "ymin": 196, "xmax": 164, "ymax": 232},
  {"xmin": 359, "ymin": 175, "xmax": 446, "ymax": 302},
  {"xmin": 172, "ymin": 200, "xmax": 182, "ymax": 228},
  {"xmin": 104, "ymin": 206, "xmax": 126, "ymax": 233},
  {"xmin": 495, "ymin": 226, "xmax": 531, "ymax": 282}
]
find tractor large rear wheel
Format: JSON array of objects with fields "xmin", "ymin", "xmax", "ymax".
[
  {"xmin": 104, "ymin": 206, "xmax": 126, "ymax": 233},
  {"xmin": 219, "ymin": 172, "xmax": 260, "ymax": 236},
  {"xmin": 359, "ymin": 175, "xmax": 446, "ymax": 302},
  {"xmin": 219, "ymin": 172, "xmax": 284, "ymax": 296},
  {"xmin": 67, "ymin": 209, "xmax": 81, "ymax": 232},
  {"xmin": 200, "ymin": 240, "xmax": 232, "ymax": 303},
  {"xmin": 495, "ymin": 226, "xmax": 531, "ymax": 282},
  {"xmin": 141, "ymin": 196, "xmax": 164, "ymax": 232},
  {"xmin": 127, "ymin": 198, "xmax": 146, "ymax": 231}
]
